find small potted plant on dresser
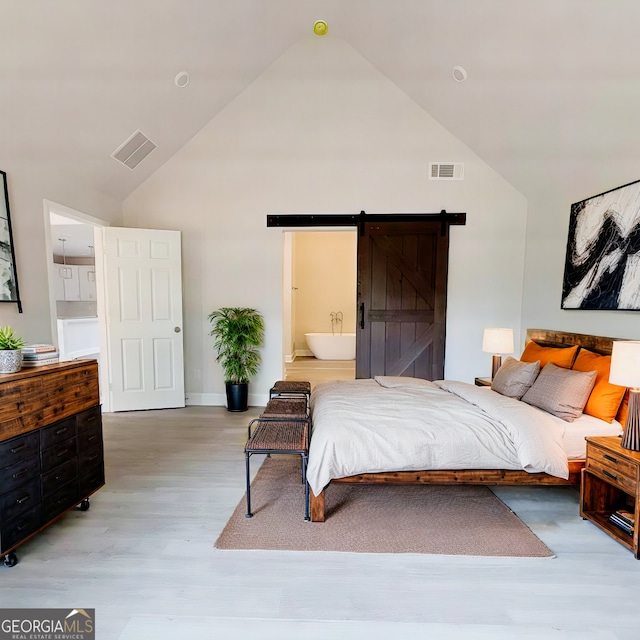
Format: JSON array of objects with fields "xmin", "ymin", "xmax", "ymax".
[
  {"xmin": 0, "ymin": 325, "xmax": 25, "ymax": 373},
  {"xmin": 208, "ymin": 307, "xmax": 265, "ymax": 412}
]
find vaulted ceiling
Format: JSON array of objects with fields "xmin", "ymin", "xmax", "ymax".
[{"xmin": 3, "ymin": 1, "xmax": 639, "ymax": 206}]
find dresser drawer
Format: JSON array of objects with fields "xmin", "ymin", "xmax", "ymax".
[
  {"xmin": 0, "ymin": 479, "xmax": 40, "ymax": 523},
  {"xmin": 0, "ymin": 455, "xmax": 41, "ymax": 495},
  {"xmin": 0, "ymin": 505, "xmax": 41, "ymax": 554},
  {"xmin": 0, "ymin": 377, "xmax": 44, "ymax": 423},
  {"xmin": 77, "ymin": 413, "xmax": 102, "ymax": 452},
  {"xmin": 79, "ymin": 463, "xmax": 104, "ymax": 496},
  {"xmin": 42, "ymin": 481, "xmax": 79, "ymax": 523},
  {"xmin": 40, "ymin": 417, "xmax": 76, "ymax": 450},
  {"xmin": 41, "ymin": 458, "xmax": 78, "ymax": 497},
  {"xmin": 78, "ymin": 443, "xmax": 103, "ymax": 475},
  {"xmin": 41, "ymin": 436, "xmax": 77, "ymax": 472},
  {"xmin": 0, "ymin": 431, "xmax": 40, "ymax": 470}
]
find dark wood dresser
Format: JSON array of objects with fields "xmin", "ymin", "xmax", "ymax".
[{"xmin": 0, "ymin": 360, "xmax": 104, "ymax": 567}]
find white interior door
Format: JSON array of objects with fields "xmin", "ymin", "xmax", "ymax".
[{"xmin": 101, "ymin": 227, "xmax": 185, "ymax": 411}]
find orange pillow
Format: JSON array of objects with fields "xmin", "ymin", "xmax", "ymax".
[
  {"xmin": 571, "ymin": 349, "xmax": 626, "ymax": 423},
  {"xmin": 520, "ymin": 341, "xmax": 579, "ymax": 369},
  {"xmin": 617, "ymin": 390, "xmax": 630, "ymax": 426}
]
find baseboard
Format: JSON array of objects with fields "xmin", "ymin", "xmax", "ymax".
[
  {"xmin": 185, "ymin": 392, "xmax": 269, "ymax": 407},
  {"xmin": 295, "ymin": 349, "xmax": 313, "ymax": 358}
]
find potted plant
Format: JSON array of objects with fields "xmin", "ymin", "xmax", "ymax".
[
  {"xmin": 208, "ymin": 307, "xmax": 265, "ymax": 412},
  {"xmin": 0, "ymin": 325, "xmax": 25, "ymax": 373}
]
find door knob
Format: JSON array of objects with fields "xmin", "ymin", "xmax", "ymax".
[{"xmin": 174, "ymin": 327, "xmax": 181, "ymax": 333}]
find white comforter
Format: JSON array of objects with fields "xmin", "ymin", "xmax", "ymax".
[{"xmin": 306, "ymin": 376, "xmax": 569, "ymax": 496}]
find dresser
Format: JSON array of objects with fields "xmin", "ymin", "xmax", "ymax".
[{"xmin": 0, "ymin": 360, "xmax": 104, "ymax": 567}]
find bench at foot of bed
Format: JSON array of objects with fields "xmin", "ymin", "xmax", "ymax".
[{"xmin": 308, "ymin": 462, "xmax": 584, "ymax": 522}]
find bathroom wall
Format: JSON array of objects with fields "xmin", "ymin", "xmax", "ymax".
[{"xmin": 292, "ymin": 230, "xmax": 357, "ymax": 356}]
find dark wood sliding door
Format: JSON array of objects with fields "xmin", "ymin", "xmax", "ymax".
[{"xmin": 356, "ymin": 221, "xmax": 450, "ymax": 380}]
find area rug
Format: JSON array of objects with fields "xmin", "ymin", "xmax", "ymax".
[{"xmin": 215, "ymin": 456, "xmax": 554, "ymax": 557}]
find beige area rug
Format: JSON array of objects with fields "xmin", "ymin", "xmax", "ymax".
[{"xmin": 215, "ymin": 456, "xmax": 554, "ymax": 557}]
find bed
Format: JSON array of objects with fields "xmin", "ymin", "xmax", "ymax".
[{"xmin": 307, "ymin": 329, "xmax": 628, "ymax": 521}]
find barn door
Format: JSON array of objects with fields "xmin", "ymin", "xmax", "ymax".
[{"xmin": 356, "ymin": 221, "xmax": 449, "ymax": 380}]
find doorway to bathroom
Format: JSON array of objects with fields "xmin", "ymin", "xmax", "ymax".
[{"xmin": 283, "ymin": 230, "xmax": 357, "ymax": 388}]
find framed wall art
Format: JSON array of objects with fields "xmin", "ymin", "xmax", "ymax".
[
  {"xmin": 0, "ymin": 170, "xmax": 22, "ymax": 312},
  {"xmin": 561, "ymin": 178, "xmax": 640, "ymax": 311}
]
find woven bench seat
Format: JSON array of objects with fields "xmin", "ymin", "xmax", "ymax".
[
  {"xmin": 244, "ymin": 418, "xmax": 310, "ymax": 521},
  {"xmin": 260, "ymin": 397, "xmax": 309, "ymax": 420},
  {"xmin": 245, "ymin": 420, "xmax": 309, "ymax": 454},
  {"xmin": 269, "ymin": 380, "xmax": 311, "ymax": 400}
]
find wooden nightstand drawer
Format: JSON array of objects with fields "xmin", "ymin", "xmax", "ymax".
[
  {"xmin": 587, "ymin": 442, "xmax": 637, "ymax": 490},
  {"xmin": 587, "ymin": 457, "xmax": 637, "ymax": 494}
]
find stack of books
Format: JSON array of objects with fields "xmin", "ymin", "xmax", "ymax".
[
  {"xmin": 22, "ymin": 344, "xmax": 59, "ymax": 367},
  {"xmin": 608, "ymin": 509, "xmax": 635, "ymax": 536}
]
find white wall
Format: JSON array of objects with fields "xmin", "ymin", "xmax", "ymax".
[
  {"xmin": 0, "ymin": 166, "xmax": 121, "ymax": 345},
  {"xmin": 522, "ymin": 189, "xmax": 640, "ymax": 342},
  {"xmin": 123, "ymin": 36, "xmax": 528, "ymax": 404}
]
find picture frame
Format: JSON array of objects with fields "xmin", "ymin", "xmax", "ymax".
[
  {"xmin": 0, "ymin": 170, "xmax": 22, "ymax": 312},
  {"xmin": 561, "ymin": 178, "xmax": 640, "ymax": 311}
]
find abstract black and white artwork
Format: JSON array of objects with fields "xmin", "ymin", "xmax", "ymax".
[
  {"xmin": 562, "ymin": 179, "xmax": 640, "ymax": 311},
  {"xmin": 0, "ymin": 170, "xmax": 22, "ymax": 312}
]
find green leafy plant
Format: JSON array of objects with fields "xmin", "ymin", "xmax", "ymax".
[
  {"xmin": 208, "ymin": 308, "xmax": 265, "ymax": 384},
  {"xmin": 0, "ymin": 326, "xmax": 25, "ymax": 350}
]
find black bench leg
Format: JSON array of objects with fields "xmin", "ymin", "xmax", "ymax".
[
  {"xmin": 302, "ymin": 452, "xmax": 310, "ymax": 521},
  {"xmin": 245, "ymin": 452, "xmax": 253, "ymax": 518}
]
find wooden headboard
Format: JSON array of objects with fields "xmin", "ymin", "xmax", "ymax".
[{"xmin": 525, "ymin": 329, "xmax": 620, "ymax": 356}]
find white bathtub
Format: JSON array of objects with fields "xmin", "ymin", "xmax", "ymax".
[{"xmin": 304, "ymin": 332, "xmax": 356, "ymax": 360}]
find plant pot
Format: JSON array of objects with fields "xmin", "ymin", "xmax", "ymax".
[
  {"xmin": 225, "ymin": 382, "xmax": 249, "ymax": 412},
  {"xmin": 0, "ymin": 350, "xmax": 22, "ymax": 374}
]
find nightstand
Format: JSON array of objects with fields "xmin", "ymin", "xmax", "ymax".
[
  {"xmin": 474, "ymin": 377, "xmax": 492, "ymax": 387},
  {"xmin": 581, "ymin": 436, "xmax": 640, "ymax": 558}
]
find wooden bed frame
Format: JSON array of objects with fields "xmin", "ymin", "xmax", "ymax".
[{"xmin": 308, "ymin": 328, "xmax": 620, "ymax": 522}]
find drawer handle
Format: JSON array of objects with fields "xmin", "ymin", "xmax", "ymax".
[
  {"xmin": 16, "ymin": 495, "xmax": 30, "ymax": 505},
  {"xmin": 602, "ymin": 469, "xmax": 618, "ymax": 481},
  {"xmin": 16, "ymin": 518, "xmax": 33, "ymax": 532},
  {"xmin": 56, "ymin": 448, "xmax": 69, "ymax": 457},
  {"xmin": 85, "ymin": 415, "xmax": 96, "ymax": 423},
  {"xmin": 12, "ymin": 468, "xmax": 28, "ymax": 479},
  {"xmin": 55, "ymin": 426, "xmax": 69, "ymax": 435},
  {"xmin": 10, "ymin": 443, "xmax": 27, "ymax": 454},
  {"xmin": 87, "ymin": 435, "xmax": 97, "ymax": 442},
  {"xmin": 88, "ymin": 454, "xmax": 98, "ymax": 462},
  {"xmin": 603, "ymin": 454, "xmax": 618, "ymax": 464}
]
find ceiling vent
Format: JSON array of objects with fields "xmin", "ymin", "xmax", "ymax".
[
  {"xmin": 429, "ymin": 162, "xmax": 464, "ymax": 180},
  {"xmin": 111, "ymin": 130, "xmax": 157, "ymax": 170}
]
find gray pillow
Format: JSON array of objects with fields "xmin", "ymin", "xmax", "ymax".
[
  {"xmin": 521, "ymin": 362, "xmax": 597, "ymax": 422},
  {"xmin": 491, "ymin": 357, "xmax": 540, "ymax": 399}
]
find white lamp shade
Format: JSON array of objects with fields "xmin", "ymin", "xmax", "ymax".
[
  {"xmin": 609, "ymin": 341, "xmax": 640, "ymax": 388},
  {"xmin": 482, "ymin": 328, "xmax": 514, "ymax": 355}
]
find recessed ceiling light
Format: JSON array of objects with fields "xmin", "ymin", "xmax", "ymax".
[
  {"xmin": 452, "ymin": 66, "xmax": 467, "ymax": 82},
  {"xmin": 313, "ymin": 20, "xmax": 328, "ymax": 36},
  {"xmin": 174, "ymin": 71, "xmax": 190, "ymax": 88}
]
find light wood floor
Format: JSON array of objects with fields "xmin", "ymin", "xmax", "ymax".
[
  {"xmin": 285, "ymin": 356, "xmax": 355, "ymax": 389},
  {"xmin": 1, "ymin": 404, "xmax": 639, "ymax": 640}
]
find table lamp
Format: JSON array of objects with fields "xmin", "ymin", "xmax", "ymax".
[
  {"xmin": 482, "ymin": 328, "xmax": 514, "ymax": 379},
  {"xmin": 609, "ymin": 340, "xmax": 640, "ymax": 451}
]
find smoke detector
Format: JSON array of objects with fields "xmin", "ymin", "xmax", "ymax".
[{"xmin": 313, "ymin": 20, "xmax": 328, "ymax": 36}]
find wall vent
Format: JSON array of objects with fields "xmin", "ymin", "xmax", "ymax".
[
  {"xmin": 429, "ymin": 162, "xmax": 464, "ymax": 180},
  {"xmin": 111, "ymin": 130, "xmax": 157, "ymax": 170}
]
